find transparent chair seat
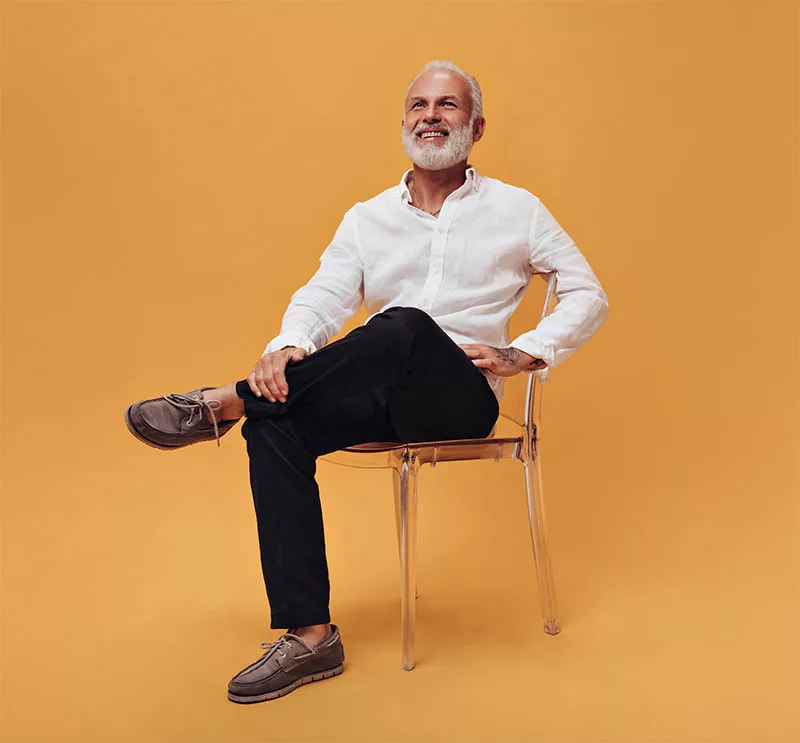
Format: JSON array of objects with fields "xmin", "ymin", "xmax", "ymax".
[
  {"xmin": 320, "ymin": 271, "xmax": 561, "ymax": 670},
  {"xmin": 328, "ymin": 433, "xmax": 524, "ymax": 465}
]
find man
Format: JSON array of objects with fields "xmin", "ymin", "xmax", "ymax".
[{"xmin": 124, "ymin": 59, "xmax": 609, "ymax": 703}]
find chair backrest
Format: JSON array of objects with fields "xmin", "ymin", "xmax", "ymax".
[
  {"xmin": 492, "ymin": 271, "xmax": 557, "ymax": 440},
  {"xmin": 522, "ymin": 271, "xmax": 558, "ymax": 445}
]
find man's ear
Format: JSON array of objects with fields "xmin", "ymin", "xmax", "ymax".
[{"xmin": 473, "ymin": 116, "xmax": 487, "ymax": 143}]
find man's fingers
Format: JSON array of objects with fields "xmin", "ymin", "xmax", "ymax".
[
  {"xmin": 249, "ymin": 348, "xmax": 306, "ymax": 404},
  {"xmin": 274, "ymin": 367, "xmax": 288, "ymax": 402},
  {"xmin": 261, "ymin": 364, "xmax": 282, "ymax": 402},
  {"xmin": 261, "ymin": 377, "xmax": 275, "ymax": 401},
  {"xmin": 252, "ymin": 362, "xmax": 275, "ymax": 401},
  {"xmin": 247, "ymin": 371, "xmax": 261, "ymax": 397},
  {"xmin": 274, "ymin": 348, "xmax": 302, "ymax": 401},
  {"xmin": 270, "ymin": 360, "xmax": 289, "ymax": 403},
  {"xmin": 255, "ymin": 371, "xmax": 271, "ymax": 400}
]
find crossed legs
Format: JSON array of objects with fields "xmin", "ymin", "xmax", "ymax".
[{"xmin": 202, "ymin": 307, "xmax": 499, "ymax": 643}]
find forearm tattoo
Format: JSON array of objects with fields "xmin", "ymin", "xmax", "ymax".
[
  {"xmin": 492, "ymin": 346, "xmax": 521, "ymax": 365},
  {"xmin": 490, "ymin": 346, "xmax": 546, "ymax": 370}
]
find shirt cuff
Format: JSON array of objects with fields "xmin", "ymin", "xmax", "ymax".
[
  {"xmin": 532, "ymin": 367, "xmax": 551, "ymax": 384},
  {"xmin": 508, "ymin": 338, "xmax": 555, "ymax": 384},
  {"xmin": 262, "ymin": 334, "xmax": 318, "ymax": 357}
]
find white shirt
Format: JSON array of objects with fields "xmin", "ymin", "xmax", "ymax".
[{"xmin": 263, "ymin": 166, "xmax": 609, "ymax": 402}]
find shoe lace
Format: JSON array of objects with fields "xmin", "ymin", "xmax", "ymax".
[
  {"xmin": 159, "ymin": 392, "xmax": 224, "ymax": 447},
  {"xmin": 259, "ymin": 631, "xmax": 314, "ymax": 661}
]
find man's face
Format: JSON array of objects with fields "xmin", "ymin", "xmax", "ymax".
[{"xmin": 401, "ymin": 69, "xmax": 483, "ymax": 171}]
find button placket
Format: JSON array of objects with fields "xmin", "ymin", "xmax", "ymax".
[{"xmin": 418, "ymin": 211, "xmax": 451, "ymax": 310}]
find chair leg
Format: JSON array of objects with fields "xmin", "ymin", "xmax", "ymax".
[
  {"xmin": 392, "ymin": 451, "xmax": 419, "ymax": 670},
  {"xmin": 521, "ymin": 448, "xmax": 561, "ymax": 635},
  {"xmin": 393, "ymin": 467, "xmax": 419, "ymax": 600}
]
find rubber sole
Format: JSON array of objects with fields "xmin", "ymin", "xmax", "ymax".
[{"xmin": 227, "ymin": 663, "xmax": 345, "ymax": 704}]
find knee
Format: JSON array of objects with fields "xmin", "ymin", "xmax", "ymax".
[{"xmin": 378, "ymin": 306, "xmax": 439, "ymax": 335}]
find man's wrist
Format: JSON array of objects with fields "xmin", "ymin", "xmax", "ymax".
[{"xmin": 509, "ymin": 347, "xmax": 547, "ymax": 371}]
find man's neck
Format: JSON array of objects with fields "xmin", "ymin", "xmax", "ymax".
[{"xmin": 408, "ymin": 161, "xmax": 469, "ymax": 213}]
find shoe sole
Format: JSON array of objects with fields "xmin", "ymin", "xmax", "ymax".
[
  {"xmin": 227, "ymin": 663, "xmax": 344, "ymax": 704},
  {"xmin": 124, "ymin": 405, "xmax": 187, "ymax": 451}
]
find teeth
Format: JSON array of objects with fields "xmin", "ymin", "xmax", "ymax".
[{"xmin": 420, "ymin": 131, "xmax": 447, "ymax": 138}]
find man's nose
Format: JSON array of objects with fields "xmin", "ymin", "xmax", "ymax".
[{"xmin": 422, "ymin": 105, "xmax": 440, "ymax": 122}]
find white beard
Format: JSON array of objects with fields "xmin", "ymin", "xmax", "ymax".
[{"xmin": 401, "ymin": 119, "xmax": 476, "ymax": 170}]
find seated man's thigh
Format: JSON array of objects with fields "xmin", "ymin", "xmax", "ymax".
[{"xmin": 283, "ymin": 389, "xmax": 402, "ymax": 457}]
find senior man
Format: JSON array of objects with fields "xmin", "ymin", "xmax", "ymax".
[{"xmin": 125, "ymin": 59, "xmax": 609, "ymax": 703}]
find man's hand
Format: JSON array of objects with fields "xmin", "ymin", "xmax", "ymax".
[
  {"xmin": 458, "ymin": 344, "xmax": 546, "ymax": 377},
  {"xmin": 247, "ymin": 346, "xmax": 307, "ymax": 402}
]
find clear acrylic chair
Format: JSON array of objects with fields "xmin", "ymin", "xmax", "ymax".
[{"xmin": 320, "ymin": 271, "xmax": 560, "ymax": 670}]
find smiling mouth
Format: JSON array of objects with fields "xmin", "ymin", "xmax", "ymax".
[{"xmin": 417, "ymin": 131, "xmax": 449, "ymax": 140}]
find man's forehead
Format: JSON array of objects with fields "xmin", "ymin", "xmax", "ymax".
[
  {"xmin": 405, "ymin": 70, "xmax": 470, "ymax": 103},
  {"xmin": 406, "ymin": 93, "xmax": 462, "ymax": 103}
]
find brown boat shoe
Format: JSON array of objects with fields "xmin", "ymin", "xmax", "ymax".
[
  {"xmin": 124, "ymin": 387, "xmax": 239, "ymax": 450},
  {"xmin": 228, "ymin": 625, "xmax": 345, "ymax": 704}
]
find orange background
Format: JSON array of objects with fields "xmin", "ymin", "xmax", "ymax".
[{"xmin": 2, "ymin": 1, "xmax": 798, "ymax": 741}]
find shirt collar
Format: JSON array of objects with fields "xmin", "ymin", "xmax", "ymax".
[{"xmin": 399, "ymin": 165, "xmax": 481, "ymax": 203}]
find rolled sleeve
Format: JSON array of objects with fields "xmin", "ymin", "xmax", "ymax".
[
  {"xmin": 508, "ymin": 197, "xmax": 609, "ymax": 376},
  {"xmin": 262, "ymin": 205, "xmax": 365, "ymax": 357}
]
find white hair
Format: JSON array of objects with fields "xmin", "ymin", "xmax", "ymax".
[{"xmin": 405, "ymin": 60, "xmax": 483, "ymax": 122}]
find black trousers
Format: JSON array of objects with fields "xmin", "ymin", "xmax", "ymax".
[{"xmin": 234, "ymin": 306, "xmax": 500, "ymax": 629}]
